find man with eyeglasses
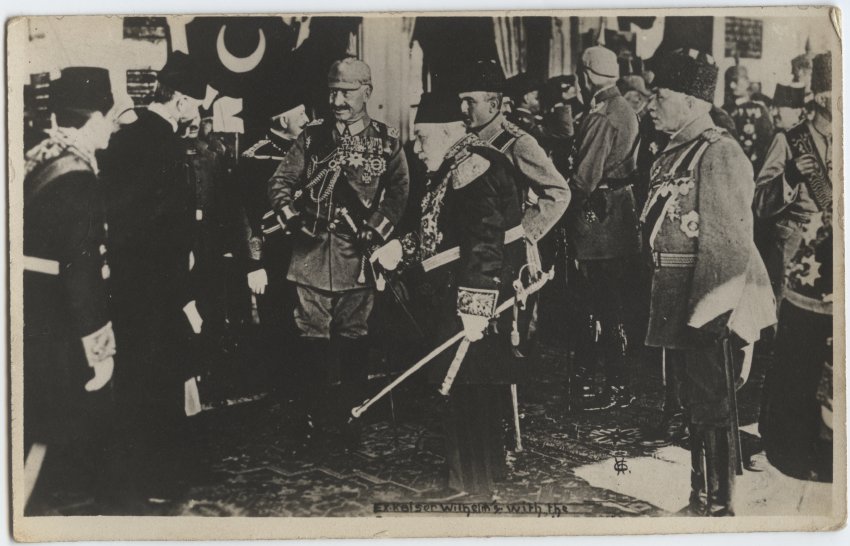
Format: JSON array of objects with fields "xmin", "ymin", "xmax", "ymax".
[{"xmin": 268, "ymin": 58, "xmax": 409, "ymax": 451}]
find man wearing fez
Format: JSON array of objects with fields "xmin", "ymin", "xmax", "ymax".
[
  {"xmin": 237, "ymin": 94, "xmax": 309, "ymax": 403},
  {"xmin": 759, "ymin": 52, "xmax": 834, "ymax": 482},
  {"xmin": 457, "ymin": 60, "xmax": 570, "ymax": 361},
  {"xmin": 99, "ymin": 51, "xmax": 208, "ymax": 505},
  {"xmin": 381, "ymin": 92, "xmax": 524, "ymax": 498},
  {"xmin": 23, "ymin": 67, "xmax": 118, "ymax": 510},
  {"xmin": 642, "ymin": 49, "xmax": 775, "ymax": 515},
  {"xmin": 753, "ymin": 82, "xmax": 808, "ymax": 297},
  {"xmin": 567, "ymin": 46, "xmax": 641, "ymax": 411},
  {"xmin": 268, "ymin": 58, "xmax": 409, "ymax": 449}
]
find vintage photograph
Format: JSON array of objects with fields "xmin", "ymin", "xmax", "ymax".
[{"xmin": 6, "ymin": 6, "xmax": 844, "ymax": 540}]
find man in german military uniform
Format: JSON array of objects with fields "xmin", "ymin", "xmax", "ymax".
[
  {"xmin": 642, "ymin": 48, "xmax": 775, "ymax": 515},
  {"xmin": 759, "ymin": 52, "xmax": 834, "ymax": 482},
  {"xmin": 457, "ymin": 60, "xmax": 570, "ymax": 360},
  {"xmin": 567, "ymin": 46, "xmax": 641, "ymax": 410},
  {"xmin": 504, "ymin": 72, "xmax": 545, "ymax": 142},
  {"xmin": 753, "ymin": 82, "xmax": 808, "ymax": 298},
  {"xmin": 723, "ymin": 65, "xmax": 774, "ymax": 174},
  {"xmin": 268, "ymin": 58, "xmax": 409, "ymax": 448},
  {"xmin": 23, "ymin": 67, "xmax": 118, "ymax": 511},
  {"xmin": 237, "ymin": 93, "xmax": 309, "ymax": 398},
  {"xmin": 377, "ymin": 91, "xmax": 524, "ymax": 498}
]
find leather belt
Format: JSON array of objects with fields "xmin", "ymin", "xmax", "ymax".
[
  {"xmin": 652, "ymin": 251, "xmax": 697, "ymax": 269},
  {"xmin": 421, "ymin": 224, "xmax": 525, "ymax": 273},
  {"xmin": 23, "ymin": 255, "xmax": 60, "ymax": 276}
]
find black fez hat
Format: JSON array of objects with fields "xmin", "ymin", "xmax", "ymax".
[
  {"xmin": 458, "ymin": 59, "xmax": 506, "ymax": 93},
  {"xmin": 414, "ymin": 92, "xmax": 464, "ymax": 124},
  {"xmin": 791, "ymin": 53, "xmax": 813, "ymax": 72},
  {"xmin": 811, "ymin": 52, "xmax": 831, "ymax": 94},
  {"xmin": 773, "ymin": 83, "xmax": 806, "ymax": 108},
  {"xmin": 652, "ymin": 48, "xmax": 719, "ymax": 103},
  {"xmin": 505, "ymin": 72, "xmax": 542, "ymax": 99},
  {"xmin": 50, "ymin": 66, "xmax": 114, "ymax": 114},
  {"xmin": 271, "ymin": 86, "xmax": 306, "ymax": 119},
  {"xmin": 158, "ymin": 51, "xmax": 208, "ymax": 100}
]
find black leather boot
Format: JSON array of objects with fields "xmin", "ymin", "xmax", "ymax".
[
  {"xmin": 337, "ymin": 336, "xmax": 371, "ymax": 451},
  {"xmin": 298, "ymin": 337, "xmax": 331, "ymax": 450},
  {"xmin": 687, "ymin": 424, "xmax": 707, "ymax": 515}
]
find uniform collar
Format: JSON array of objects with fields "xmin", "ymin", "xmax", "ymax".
[
  {"xmin": 147, "ymin": 103, "xmax": 179, "ymax": 132},
  {"xmin": 666, "ymin": 112, "xmax": 716, "ymax": 149},
  {"xmin": 590, "ymin": 85, "xmax": 619, "ymax": 109},
  {"xmin": 335, "ymin": 116, "xmax": 369, "ymax": 137},
  {"xmin": 471, "ymin": 112, "xmax": 505, "ymax": 142},
  {"xmin": 268, "ymin": 129, "xmax": 296, "ymax": 149}
]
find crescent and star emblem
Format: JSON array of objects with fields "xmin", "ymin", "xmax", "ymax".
[{"xmin": 216, "ymin": 25, "xmax": 266, "ymax": 73}]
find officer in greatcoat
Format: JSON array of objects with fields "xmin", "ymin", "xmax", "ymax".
[
  {"xmin": 267, "ymin": 58, "xmax": 409, "ymax": 448},
  {"xmin": 567, "ymin": 46, "xmax": 641, "ymax": 410},
  {"xmin": 642, "ymin": 48, "xmax": 775, "ymax": 515},
  {"xmin": 99, "ymin": 51, "xmax": 209, "ymax": 505},
  {"xmin": 378, "ymin": 92, "xmax": 525, "ymax": 498},
  {"xmin": 23, "ymin": 67, "xmax": 118, "ymax": 511}
]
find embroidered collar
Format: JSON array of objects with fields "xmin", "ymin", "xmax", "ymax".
[{"xmin": 25, "ymin": 127, "xmax": 99, "ymax": 176}]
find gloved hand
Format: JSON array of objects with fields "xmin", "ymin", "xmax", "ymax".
[
  {"xmin": 81, "ymin": 322, "xmax": 116, "ymax": 392},
  {"xmin": 183, "ymin": 300, "xmax": 203, "ymax": 335},
  {"xmin": 279, "ymin": 204, "xmax": 303, "ymax": 233},
  {"xmin": 370, "ymin": 239, "xmax": 403, "ymax": 271},
  {"xmin": 247, "ymin": 268, "xmax": 269, "ymax": 295},
  {"xmin": 460, "ymin": 313, "xmax": 489, "ymax": 342},
  {"xmin": 356, "ymin": 225, "xmax": 379, "ymax": 250}
]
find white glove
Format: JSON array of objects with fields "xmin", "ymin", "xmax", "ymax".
[
  {"xmin": 460, "ymin": 314, "xmax": 489, "ymax": 342},
  {"xmin": 81, "ymin": 322, "xmax": 116, "ymax": 392},
  {"xmin": 247, "ymin": 268, "xmax": 269, "ymax": 295},
  {"xmin": 183, "ymin": 300, "xmax": 203, "ymax": 334},
  {"xmin": 370, "ymin": 239, "xmax": 403, "ymax": 271}
]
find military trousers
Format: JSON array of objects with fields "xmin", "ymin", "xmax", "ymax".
[{"xmin": 293, "ymin": 284, "xmax": 375, "ymax": 340}]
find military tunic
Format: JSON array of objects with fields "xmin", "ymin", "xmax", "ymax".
[
  {"xmin": 23, "ymin": 131, "xmax": 112, "ymax": 448},
  {"xmin": 725, "ymin": 98, "xmax": 774, "ymax": 175},
  {"xmin": 641, "ymin": 114, "xmax": 775, "ymax": 424},
  {"xmin": 399, "ymin": 133, "xmax": 523, "ymax": 495}
]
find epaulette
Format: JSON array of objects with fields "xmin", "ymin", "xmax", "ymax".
[
  {"xmin": 450, "ymin": 149, "xmax": 490, "ymax": 190},
  {"xmin": 387, "ymin": 126, "xmax": 399, "ymax": 139},
  {"xmin": 500, "ymin": 119, "xmax": 526, "ymax": 138},
  {"xmin": 242, "ymin": 139, "xmax": 270, "ymax": 158},
  {"xmin": 700, "ymin": 127, "xmax": 725, "ymax": 144},
  {"xmin": 307, "ymin": 118, "xmax": 324, "ymax": 127}
]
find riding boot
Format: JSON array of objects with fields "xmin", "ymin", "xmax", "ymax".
[
  {"xmin": 337, "ymin": 336, "xmax": 370, "ymax": 451},
  {"xmin": 299, "ymin": 337, "xmax": 331, "ymax": 446},
  {"xmin": 688, "ymin": 423, "xmax": 706, "ymax": 514},
  {"xmin": 710, "ymin": 428, "xmax": 736, "ymax": 516}
]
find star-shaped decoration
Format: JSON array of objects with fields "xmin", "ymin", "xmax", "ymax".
[
  {"xmin": 798, "ymin": 254, "xmax": 821, "ymax": 287},
  {"xmin": 800, "ymin": 214, "xmax": 824, "ymax": 245}
]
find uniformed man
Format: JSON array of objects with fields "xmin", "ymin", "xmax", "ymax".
[
  {"xmin": 381, "ymin": 91, "xmax": 525, "ymax": 498},
  {"xmin": 504, "ymin": 72, "xmax": 545, "ymax": 141},
  {"xmin": 457, "ymin": 60, "xmax": 570, "ymax": 362},
  {"xmin": 566, "ymin": 46, "xmax": 641, "ymax": 410},
  {"xmin": 267, "ymin": 58, "xmax": 409, "ymax": 449},
  {"xmin": 23, "ymin": 67, "xmax": 118, "ymax": 512},
  {"xmin": 722, "ymin": 65, "xmax": 774, "ymax": 174},
  {"xmin": 642, "ymin": 48, "xmax": 775, "ymax": 515},
  {"xmin": 753, "ymin": 82, "xmax": 808, "ymax": 297},
  {"xmin": 100, "ymin": 51, "xmax": 209, "ymax": 506},
  {"xmin": 759, "ymin": 52, "xmax": 833, "ymax": 482},
  {"xmin": 238, "ymin": 94, "xmax": 309, "ymax": 392}
]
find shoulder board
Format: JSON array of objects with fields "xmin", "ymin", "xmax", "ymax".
[
  {"xmin": 700, "ymin": 127, "xmax": 725, "ymax": 144},
  {"xmin": 387, "ymin": 126, "xmax": 399, "ymax": 139},
  {"xmin": 242, "ymin": 139, "xmax": 270, "ymax": 158},
  {"xmin": 369, "ymin": 119, "xmax": 400, "ymax": 139},
  {"xmin": 500, "ymin": 119, "xmax": 526, "ymax": 138},
  {"xmin": 450, "ymin": 151, "xmax": 490, "ymax": 190},
  {"xmin": 307, "ymin": 118, "xmax": 324, "ymax": 127}
]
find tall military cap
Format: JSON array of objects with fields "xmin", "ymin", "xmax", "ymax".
[
  {"xmin": 328, "ymin": 58, "xmax": 372, "ymax": 90},
  {"xmin": 414, "ymin": 92, "xmax": 464, "ymax": 124},
  {"xmin": 505, "ymin": 72, "xmax": 543, "ymax": 99},
  {"xmin": 50, "ymin": 66, "xmax": 114, "ymax": 114},
  {"xmin": 811, "ymin": 51, "xmax": 831, "ymax": 94},
  {"xmin": 581, "ymin": 46, "xmax": 619, "ymax": 79},
  {"xmin": 158, "ymin": 51, "xmax": 208, "ymax": 100},
  {"xmin": 773, "ymin": 83, "xmax": 806, "ymax": 108},
  {"xmin": 651, "ymin": 48, "xmax": 719, "ymax": 103},
  {"xmin": 458, "ymin": 59, "xmax": 506, "ymax": 93}
]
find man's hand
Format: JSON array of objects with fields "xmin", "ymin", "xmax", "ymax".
[
  {"xmin": 183, "ymin": 300, "xmax": 203, "ymax": 334},
  {"xmin": 356, "ymin": 225, "xmax": 379, "ymax": 250},
  {"xmin": 788, "ymin": 154, "xmax": 818, "ymax": 186},
  {"xmin": 370, "ymin": 239, "xmax": 403, "ymax": 271},
  {"xmin": 81, "ymin": 322, "xmax": 117, "ymax": 392},
  {"xmin": 247, "ymin": 268, "xmax": 269, "ymax": 295},
  {"xmin": 460, "ymin": 314, "xmax": 489, "ymax": 342},
  {"xmin": 587, "ymin": 190, "xmax": 608, "ymax": 223}
]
